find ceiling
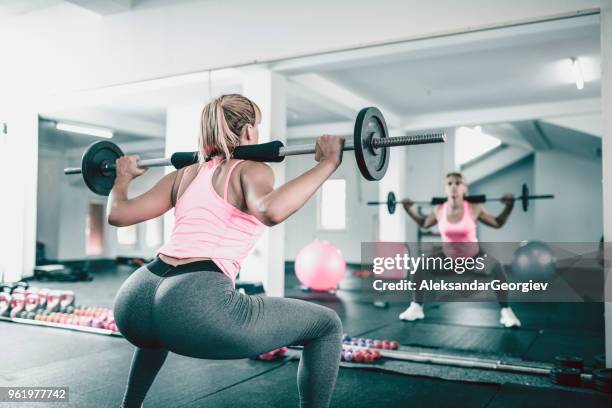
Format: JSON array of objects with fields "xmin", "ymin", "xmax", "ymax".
[{"xmin": 39, "ymin": 13, "xmax": 602, "ymax": 158}]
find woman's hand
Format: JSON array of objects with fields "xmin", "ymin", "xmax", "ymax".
[
  {"xmin": 500, "ymin": 193, "xmax": 514, "ymax": 208},
  {"xmin": 314, "ymin": 135, "xmax": 344, "ymax": 168},
  {"xmin": 401, "ymin": 198, "xmax": 414, "ymax": 209},
  {"xmin": 115, "ymin": 155, "xmax": 147, "ymax": 183}
]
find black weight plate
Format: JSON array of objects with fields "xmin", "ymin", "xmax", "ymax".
[
  {"xmin": 81, "ymin": 141, "xmax": 123, "ymax": 196},
  {"xmin": 593, "ymin": 368, "xmax": 612, "ymax": 393},
  {"xmin": 550, "ymin": 367, "xmax": 581, "ymax": 387},
  {"xmin": 387, "ymin": 191, "xmax": 396, "ymax": 214},
  {"xmin": 593, "ymin": 354, "xmax": 606, "ymax": 371},
  {"xmin": 555, "ymin": 356, "xmax": 584, "ymax": 371},
  {"xmin": 354, "ymin": 107, "xmax": 389, "ymax": 181},
  {"xmin": 521, "ymin": 183, "xmax": 529, "ymax": 212}
]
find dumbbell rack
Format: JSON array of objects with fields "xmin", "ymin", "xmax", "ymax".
[{"xmin": 0, "ymin": 316, "xmax": 123, "ymax": 337}]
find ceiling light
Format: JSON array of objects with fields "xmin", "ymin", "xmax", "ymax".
[
  {"xmin": 56, "ymin": 122, "xmax": 113, "ymax": 139},
  {"xmin": 570, "ymin": 58, "xmax": 584, "ymax": 90}
]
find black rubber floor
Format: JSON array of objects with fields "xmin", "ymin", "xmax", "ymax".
[
  {"xmin": 191, "ymin": 361, "xmax": 499, "ymax": 408},
  {"xmin": 0, "ymin": 264, "xmax": 607, "ymax": 407},
  {"xmin": 488, "ymin": 383, "xmax": 612, "ymax": 408}
]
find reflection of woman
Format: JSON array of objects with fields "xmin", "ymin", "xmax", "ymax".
[
  {"xmin": 399, "ymin": 172, "xmax": 521, "ymax": 328},
  {"xmin": 111, "ymin": 94, "xmax": 344, "ymax": 408}
]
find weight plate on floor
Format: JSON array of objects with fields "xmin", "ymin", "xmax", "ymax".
[
  {"xmin": 550, "ymin": 367, "xmax": 581, "ymax": 387},
  {"xmin": 593, "ymin": 368, "xmax": 612, "ymax": 394},
  {"xmin": 81, "ymin": 141, "xmax": 124, "ymax": 196},
  {"xmin": 354, "ymin": 107, "xmax": 389, "ymax": 181},
  {"xmin": 555, "ymin": 356, "xmax": 585, "ymax": 371}
]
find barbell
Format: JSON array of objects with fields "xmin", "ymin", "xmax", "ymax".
[
  {"xmin": 368, "ymin": 184, "xmax": 555, "ymax": 214},
  {"xmin": 64, "ymin": 107, "xmax": 446, "ymax": 196}
]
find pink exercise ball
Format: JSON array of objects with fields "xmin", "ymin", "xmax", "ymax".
[{"xmin": 295, "ymin": 240, "xmax": 346, "ymax": 291}]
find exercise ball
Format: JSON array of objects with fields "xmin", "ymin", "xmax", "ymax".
[
  {"xmin": 295, "ymin": 240, "xmax": 346, "ymax": 291},
  {"xmin": 512, "ymin": 241, "xmax": 556, "ymax": 281}
]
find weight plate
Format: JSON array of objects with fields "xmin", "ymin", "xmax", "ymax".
[
  {"xmin": 593, "ymin": 368, "xmax": 612, "ymax": 393},
  {"xmin": 387, "ymin": 191, "xmax": 396, "ymax": 214},
  {"xmin": 593, "ymin": 354, "xmax": 606, "ymax": 371},
  {"xmin": 555, "ymin": 356, "xmax": 584, "ymax": 371},
  {"xmin": 81, "ymin": 141, "xmax": 124, "ymax": 196},
  {"xmin": 521, "ymin": 183, "xmax": 529, "ymax": 212},
  {"xmin": 550, "ymin": 367, "xmax": 581, "ymax": 387},
  {"xmin": 354, "ymin": 107, "xmax": 389, "ymax": 181}
]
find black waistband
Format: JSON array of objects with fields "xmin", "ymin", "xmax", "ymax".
[{"xmin": 145, "ymin": 257, "xmax": 223, "ymax": 278}]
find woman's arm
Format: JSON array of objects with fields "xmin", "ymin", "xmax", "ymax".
[
  {"xmin": 241, "ymin": 135, "xmax": 344, "ymax": 226},
  {"xmin": 107, "ymin": 155, "xmax": 176, "ymax": 227},
  {"xmin": 476, "ymin": 194, "xmax": 514, "ymax": 229},
  {"xmin": 401, "ymin": 199, "xmax": 438, "ymax": 229}
]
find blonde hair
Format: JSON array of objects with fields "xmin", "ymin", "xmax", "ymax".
[
  {"xmin": 445, "ymin": 172, "xmax": 466, "ymax": 183},
  {"xmin": 199, "ymin": 94, "xmax": 259, "ymax": 162}
]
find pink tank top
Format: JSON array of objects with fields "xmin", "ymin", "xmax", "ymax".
[
  {"xmin": 157, "ymin": 158, "xmax": 266, "ymax": 282},
  {"xmin": 437, "ymin": 201, "xmax": 479, "ymax": 258}
]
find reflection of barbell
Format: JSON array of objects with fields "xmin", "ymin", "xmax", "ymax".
[
  {"xmin": 64, "ymin": 107, "xmax": 446, "ymax": 195},
  {"xmin": 368, "ymin": 184, "xmax": 555, "ymax": 214}
]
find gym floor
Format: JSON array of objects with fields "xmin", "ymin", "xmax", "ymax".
[{"xmin": 1, "ymin": 264, "xmax": 609, "ymax": 408}]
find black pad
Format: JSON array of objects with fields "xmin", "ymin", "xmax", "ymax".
[{"xmin": 233, "ymin": 141, "xmax": 285, "ymax": 162}]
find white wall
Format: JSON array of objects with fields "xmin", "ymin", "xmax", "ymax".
[
  {"xmin": 284, "ymin": 144, "xmax": 378, "ymax": 263},
  {"xmin": 534, "ymin": 150, "xmax": 603, "ymax": 242},
  {"xmin": 470, "ymin": 156, "xmax": 536, "ymax": 242},
  {"xmin": 36, "ymin": 146, "xmax": 64, "ymax": 259}
]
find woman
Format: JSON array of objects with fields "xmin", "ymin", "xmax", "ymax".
[
  {"xmin": 398, "ymin": 172, "xmax": 521, "ymax": 328},
  {"xmin": 111, "ymin": 94, "xmax": 344, "ymax": 408}
]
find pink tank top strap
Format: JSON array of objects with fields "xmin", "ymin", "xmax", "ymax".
[
  {"xmin": 223, "ymin": 160, "xmax": 245, "ymax": 201},
  {"xmin": 463, "ymin": 200, "xmax": 472, "ymax": 218}
]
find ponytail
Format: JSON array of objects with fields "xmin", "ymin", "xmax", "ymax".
[{"xmin": 199, "ymin": 94, "xmax": 259, "ymax": 163}]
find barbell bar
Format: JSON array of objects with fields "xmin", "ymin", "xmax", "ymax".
[
  {"xmin": 64, "ymin": 107, "xmax": 446, "ymax": 195},
  {"xmin": 368, "ymin": 184, "xmax": 555, "ymax": 214}
]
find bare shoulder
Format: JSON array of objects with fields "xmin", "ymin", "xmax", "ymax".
[
  {"xmin": 239, "ymin": 161, "xmax": 274, "ymax": 183},
  {"xmin": 469, "ymin": 203, "xmax": 483, "ymax": 215},
  {"xmin": 433, "ymin": 205, "xmax": 443, "ymax": 217}
]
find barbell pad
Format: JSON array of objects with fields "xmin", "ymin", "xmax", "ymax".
[
  {"xmin": 169, "ymin": 141, "xmax": 286, "ymax": 169},
  {"xmin": 170, "ymin": 152, "xmax": 199, "ymax": 169},
  {"xmin": 431, "ymin": 197, "xmax": 447, "ymax": 205},
  {"xmin": 233, "ymin": 141, "xmax": 286, "ymax": 163},
  {"xmin": 465, "ymin": 194, "xmax": 486, "ymax": 204}
]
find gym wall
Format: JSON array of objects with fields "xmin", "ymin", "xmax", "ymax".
[
  {"xmin": 534, "ymin": 150, "xmax": 602, "ymax": 242},
  {"xmin": 470, "ymin": 156, "xmax": 535, "ymax": 242}
]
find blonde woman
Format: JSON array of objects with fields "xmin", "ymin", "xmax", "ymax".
[
  {"xmin": 111, "ymin": 94, "xmax": 344, "ymax": 408},
  {"xmin": 399, "ymin": 172, "xmax": 521, "ymax": 328}
]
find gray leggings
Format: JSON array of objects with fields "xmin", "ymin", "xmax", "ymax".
[{"xmin": 114, "ymin": 258, "xmax": 343, "ymax": 408}]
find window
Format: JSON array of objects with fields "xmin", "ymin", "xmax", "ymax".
[
  {"xmin": 318, "ymin": 179, "xmax": 346, "ymax": 230},
  {"xmin": 117, "ymin": 225, "xmax": 137, "ymax": 246},
  {"xmin": 455, "ymin": 126, "xmax": 501, "ymax": 168},
  {"xmin": 85, "ymin": 203, "xmax": 104, "ymax": 256},
  {"xmin": 145, "ymin": 217, "xmax": 163, "ymax": 247}
]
